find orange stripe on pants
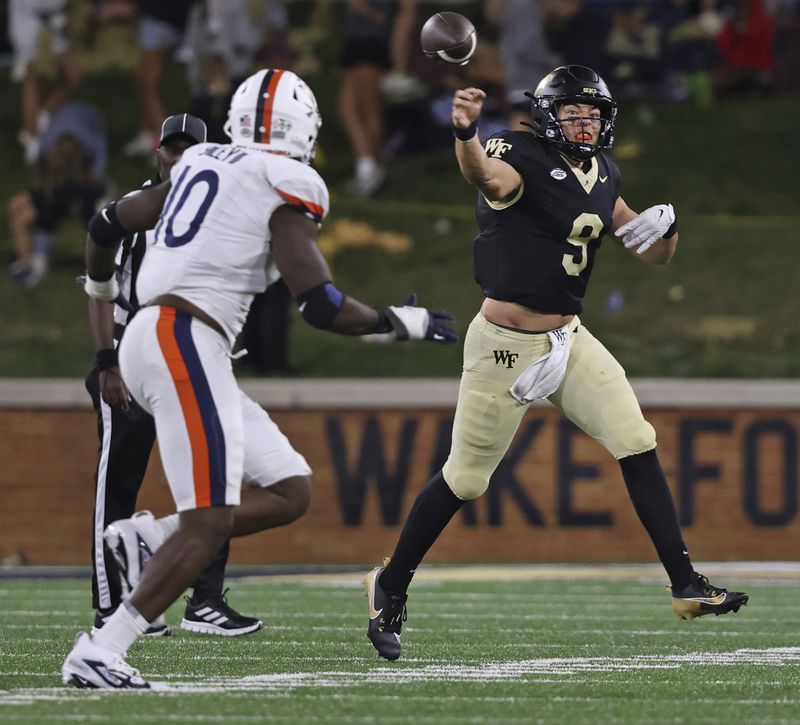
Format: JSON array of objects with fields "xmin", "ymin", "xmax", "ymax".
[{"xmin": 155, "ymin": 307, "xmax": 211, "ymax": 508}]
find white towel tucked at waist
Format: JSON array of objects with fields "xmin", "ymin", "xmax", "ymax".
[{"xmin": 508, "ymin": 323, "xmax": 571, "ymax": 404}]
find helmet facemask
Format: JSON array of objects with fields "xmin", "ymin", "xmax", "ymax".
[{"xmin": 529, "ymin": 95, "xmax": 617, "ymax": 160}]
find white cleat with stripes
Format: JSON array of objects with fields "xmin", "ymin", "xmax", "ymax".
[
  {"xmin": 103, "ymin": 510, "xmax": 165, "ymax": 596},
  {"xmin": 62, "ymin": 633, "xmax": 150, "ymax": 689}
]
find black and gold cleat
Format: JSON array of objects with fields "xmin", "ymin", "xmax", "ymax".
[
  {"xmin": 671, "ymin": 572, "xmax": 749, "ymax": 620},
  {"xmin": 364, "ymin": 558, "xmax": 407, "ymax": 661}
]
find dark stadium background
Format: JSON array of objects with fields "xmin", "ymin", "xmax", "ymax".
[{"xmin": 0, "ymin": 0, "xmax": 797, "ymax": 379}]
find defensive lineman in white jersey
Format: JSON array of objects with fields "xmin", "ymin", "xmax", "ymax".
[
  {"xmin": 63, "ymin": 68, "xmax": 458, "ymax": 689},
  {"xmin": 138, "ymin": 146, "xmax": 328, "ymax": 345}
]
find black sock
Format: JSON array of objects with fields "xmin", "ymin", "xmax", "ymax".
[
  {"xmin": 379, "ymin": 470, "xmax": 464, "ymax": 595},
  {"xmin": 619, "ymin": 449, "xmax": 693, "ymax": 591},
  {"xmin": 190, "ymin": 539, "xmax": 230, "ymax": 602}
]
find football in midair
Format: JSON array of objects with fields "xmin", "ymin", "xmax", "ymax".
[{"xmin": 420, "ymin": 12, "xmax": 477, "ymax": 66}]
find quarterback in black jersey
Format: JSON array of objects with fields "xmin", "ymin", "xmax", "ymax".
[{"xmin": 364, "ymin": 65, "xmax": 748, "ymax": 661}]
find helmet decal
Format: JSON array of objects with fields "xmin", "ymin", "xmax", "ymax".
[
  {"xmin": 238, "ymin": 114, "xmax": 253, "ymax": 138},
  {"xmin": 293, "ymin": 81, "xmax": 318, "ymax": 114}
]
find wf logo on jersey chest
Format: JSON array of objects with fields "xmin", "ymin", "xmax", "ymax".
[
  {"xmin": 493, "ymin": 350, "xmax": 519, "ymax": 368},
  {"xmin": 484, "ymin": 138, "xmax": 512, "ymax": 158}
]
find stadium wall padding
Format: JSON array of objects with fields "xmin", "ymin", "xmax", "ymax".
[{"xmin": 1, "ymin": 379, "xmax": 799, "ymax": 564}]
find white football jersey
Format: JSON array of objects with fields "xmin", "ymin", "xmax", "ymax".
[{"xmin": 136, "ymin": 143, "xmax": 329, "ymax": 344}]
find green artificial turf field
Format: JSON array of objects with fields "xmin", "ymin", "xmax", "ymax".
[{"xmin": 1, "ymin": 567, "xmax": 798, "ymax": 724}]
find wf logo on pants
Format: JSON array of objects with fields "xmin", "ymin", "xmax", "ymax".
[{"xmin": 493, "ymin": 350, "xmax": 519, "ymax": 368}]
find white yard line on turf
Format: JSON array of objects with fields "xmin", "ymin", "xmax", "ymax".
[{"xmin": 2, "ymin": 647, "xmax": 800, "ymax": 703}]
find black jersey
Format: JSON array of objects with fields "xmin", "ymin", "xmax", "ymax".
[{"xmin": 473, "ymin": 131, "xmax": 621, "ymax": 314}]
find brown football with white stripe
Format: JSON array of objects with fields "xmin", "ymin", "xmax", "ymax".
[{"xmin": 420, "ymin": 11, "xmax": 477, "ymax": 66}]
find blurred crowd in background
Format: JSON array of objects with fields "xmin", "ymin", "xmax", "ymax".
[{"xmin": 1, "ymin": 0, "xmax": 798, "ymax": 369}]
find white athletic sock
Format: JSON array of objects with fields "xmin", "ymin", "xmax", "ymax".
[
  {"xmin": 91, "ymin": 600, "xmax": 149, "ymax": 656},
  {"xmin": 356, "ymin": 156, "xmax": 378, "ymax": 180},
  {"xmin": 155, "ymin": 513, "xmax": 179, "ymax": 540}
]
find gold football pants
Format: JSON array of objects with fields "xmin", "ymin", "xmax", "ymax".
[{"xmin": 442, "ymin": 313, "xmax": 656, "ymax": 500}]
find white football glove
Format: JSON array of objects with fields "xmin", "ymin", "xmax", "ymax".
[
  {"xmin": 614, "ymin": 203, "xmax": 675, "ymax": 255},
  {"xmin": 382, "ymin": 294, "xmax": 459, "ymax": 344}
]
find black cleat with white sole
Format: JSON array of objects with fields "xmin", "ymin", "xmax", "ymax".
[{"xmin": 180, "ymin": 589, "xmax": 262, "ymax": 637}]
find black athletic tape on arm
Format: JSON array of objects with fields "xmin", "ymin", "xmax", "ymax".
[
  {"xmin": 296, "ymin": 282, "xmax": 345, "ymax": 329},
  {"xmin": 88, "ymin": 202, "xmax": 127, "ymax": 249}
]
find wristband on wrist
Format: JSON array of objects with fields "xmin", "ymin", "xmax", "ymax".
[
  {"xmin": 84, "ymin": 273, "xmax": 119, "ymax": 302},
  {"xmin": 664, "ymin": 217, "xmax": 678, "ymax": 238},
  {"xmin": 96, "ymin": 348, "xmax": 118, "ymax": 371},
  {"xmin": 453, "ymin": 122, "xmax": 477, "ymax": 142}
]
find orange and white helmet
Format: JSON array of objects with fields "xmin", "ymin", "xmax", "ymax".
[{"xmin": 224, "ymin": 69, "xmax": 322, "ymax": 164}]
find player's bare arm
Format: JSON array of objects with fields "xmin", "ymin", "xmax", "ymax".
[
  {"xmin": 612, "ymin": 196, "xmax": 678, "ymax": 265},
  {"xmin": 611, "ymin": 196, "xmax": 639, "ymax": 239},
  {"xmin": 269, "ymin": 206, "xmax": 383, "ymax": 336},
  {"xmin": 115, "ymin": 181, "xmax": 171, "ymax": 235},
  {"xmin": 85, "ymin": 181, "xmax": 171, "ymax": 283},
  {"xmin": 452, "ymin": 88, "xmax": 521, "ymax": 202},
  {"xmin": 88, "ymin": 298, "xmax": 131, "ymax": 410},
  {"xmin": 84, "ymin": 183, "xmax": 172, "ymax": 404},
  {"xmin": 270, "ymin": 206, "xmax": 457, "ymax": 343}
]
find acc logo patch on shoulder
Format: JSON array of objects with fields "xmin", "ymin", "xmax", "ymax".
[
  {"xmin": 550, "ymin": 168, "xmax": 567, "ymax": 180},
  {"xmin": 485, "ymin": 138, "xmax": 512, "ymax": 158}
]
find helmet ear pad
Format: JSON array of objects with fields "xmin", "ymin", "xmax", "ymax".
[{"xmin": 525, "ymin": 92, "xmax": 551, "ymax": 137}]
